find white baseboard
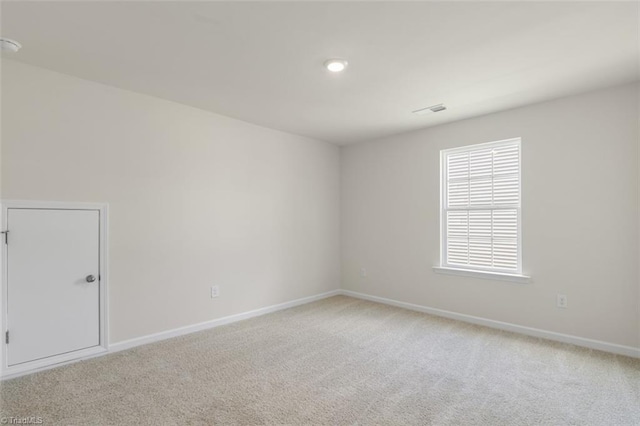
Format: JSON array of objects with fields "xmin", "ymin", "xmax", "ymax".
[
  {"xmin": 340, "ymin": 290, "xmax": 640, "ymax": 358},
  {"xmin": 4, "ymin": 287, "xmax": 636, "ymax": 380},
  {"xmin": 2, "ymin": 289, "xmax": 341, "ymax": 380},
  {"xmin": 109, "ymin": 289, "xmax": 341, "ymax": 353}
]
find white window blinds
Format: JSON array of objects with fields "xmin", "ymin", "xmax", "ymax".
[{"xmin": 441, "ymin": 138, "xmax": 521, "ymax": 273}]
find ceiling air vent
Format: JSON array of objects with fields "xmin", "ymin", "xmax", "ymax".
[{"xmin": 412, "ymin": 104, "xmax": 446, "ymax": 115}]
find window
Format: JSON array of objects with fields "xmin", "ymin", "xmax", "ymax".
[{"xmin": 439, "ymin": 138, "xmax": 523, "ymax": 278}]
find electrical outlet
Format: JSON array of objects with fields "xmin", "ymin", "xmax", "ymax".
[
  {"xmin": 557, "ymin": 294, "xmax": 567, "ymax": 308},
  {"xmin": 211, "ymin": 285, "xmax": 220, "ymax": 299},
  {"xmin": 360, "ymin": 268, "xmax": 367, "ymax": 277}
]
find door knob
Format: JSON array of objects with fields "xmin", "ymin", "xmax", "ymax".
[{"xmin": 86, "ymin": 275, "xmax": 97, "ymax": 283}]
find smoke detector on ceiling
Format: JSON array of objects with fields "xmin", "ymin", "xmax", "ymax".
[
  {"xmin": 412, "ymin": 104, "xmax": 446, "ymax": 115},
  {"xmin": 0, "ymin": 38, "xmax": 22, "ymax": 53}
]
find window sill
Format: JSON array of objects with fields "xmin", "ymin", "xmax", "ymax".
[{"xmin": 432, "ymin": 266, "xmax": 531, "ymax": 284}]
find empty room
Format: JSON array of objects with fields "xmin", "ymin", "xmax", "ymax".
[{"xmin": 0, "ymin": 1, "xmax": 638, "ymax": 425}]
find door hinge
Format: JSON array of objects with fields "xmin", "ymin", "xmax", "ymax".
[
  {"xmin": 5, "ymin": 331, "xmax": 8, "ymax": 344},
  {"xmin": 1, "ymin": 230, "xmax": 8, "ymax": 245}
]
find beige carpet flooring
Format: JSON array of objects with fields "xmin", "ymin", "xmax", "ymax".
[{"xmin": 1, "ymin": 295, "xmax": 639, "ymax": 425}]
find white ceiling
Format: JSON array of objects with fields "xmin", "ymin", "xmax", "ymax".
[{"xmin": 1, "ymin": 1, "xmax": 638, "ymax": 144}]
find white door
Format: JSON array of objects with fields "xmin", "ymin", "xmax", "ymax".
[{"xmin": 6, "ymin": 208, "xmax": 101, "ymax": 366}]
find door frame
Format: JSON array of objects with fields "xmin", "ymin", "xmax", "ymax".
[{"xmin": 0, "ymin": 200, "xmax": 109, "ymax": 379}]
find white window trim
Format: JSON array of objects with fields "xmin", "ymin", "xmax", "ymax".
[
  {"xmin": 438, "ymin": 137, "xmax": 529, "ymax": 281},
  {"xmin": 433, "ymin": 266, "xmax": 530, "ymax": 284}
]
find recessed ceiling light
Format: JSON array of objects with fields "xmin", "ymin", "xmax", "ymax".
[
  {"xmin": 324, "ymin": 58, "xmax": 348, "ymax": 73},
  {"xmin": 0, "ymin": 38, "xmax": 22, "ymax": 53},
  {"xmin": 412, "ymin": 104, "xmax": 447, "ymax": 115}
]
